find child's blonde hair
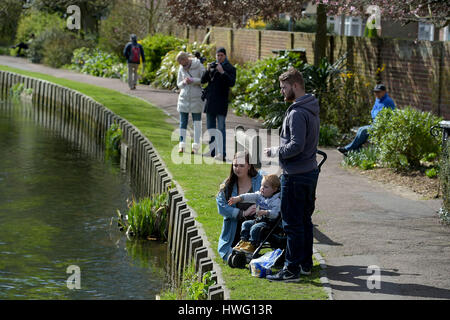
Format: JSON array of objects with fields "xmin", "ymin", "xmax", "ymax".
[{"xmin": 262, "ymin": 174, "xmax": 280, "ymax": 192}]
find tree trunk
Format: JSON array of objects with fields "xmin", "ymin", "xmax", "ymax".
[
  {"xmin": 79, "ymin": 2, "xmax": 98, "ymax": 36},
  {"xmin": 314, "ymin": 3, "xmax": 328, "ymax": 66}
]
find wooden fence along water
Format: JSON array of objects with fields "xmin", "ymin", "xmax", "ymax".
[{"xmin": 0, "ymin": 71, "xmax": 225, "ymax": 300}]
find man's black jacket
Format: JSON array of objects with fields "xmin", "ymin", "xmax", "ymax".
[{"xmin": 201, "ymin": 59, "xmax": 236, "ymax": 116}]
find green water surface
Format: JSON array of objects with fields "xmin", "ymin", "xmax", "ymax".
[{"xmin": 0, "ymin": 98, "xmax": 167, "ymax": 299}]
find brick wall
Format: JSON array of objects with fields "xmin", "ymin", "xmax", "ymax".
[{"xmin": 169, "ymin": 25, "xmax": 449, "ymax": 119}]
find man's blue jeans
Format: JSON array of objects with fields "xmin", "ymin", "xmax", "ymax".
[
  {"xmin": 206, "ymin": 113, "xmax": 226, "ymax": 157},
  {"xmin": 344, "ymin": 125, "xmax": 371, "ymax": 151},
  {"xmin": 280, "ymin": 169, "xmax": 319, "ymax": 273}
]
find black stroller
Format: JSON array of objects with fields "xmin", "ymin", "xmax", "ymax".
[{"xmin": 227, "ymin": 150, "xmax": 327, "ymax": 269}]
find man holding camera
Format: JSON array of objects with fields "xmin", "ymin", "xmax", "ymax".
[{"xmin": 201, "ymin": 47, "xmax": 236, "ymax": 161}]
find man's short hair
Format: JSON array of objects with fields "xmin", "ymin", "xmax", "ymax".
[
  {"xmin": 216, "ymin": 47, "xmax": 227, "ymax": 55},
  {"xmin": 279, "ymin": 67, "xmax": 305, "ymax": 89}
]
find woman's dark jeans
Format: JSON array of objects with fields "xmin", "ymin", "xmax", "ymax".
[{"xmin": 280, "ymin": 169, "xmax": 319, "ymax": 274}]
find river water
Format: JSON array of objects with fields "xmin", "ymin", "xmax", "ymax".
[{"xmin": 0, "ymin": 97, "xmax": 168, "ymax": 299}]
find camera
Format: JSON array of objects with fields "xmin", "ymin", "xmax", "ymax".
[{"xmin": 209, "ymin": 61, "xmax": 218, "ymax": 70}]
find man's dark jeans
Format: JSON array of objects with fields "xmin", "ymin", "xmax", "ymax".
[{"xmin": 280, "ymin": 169, "xmax": 319, "ymax": 274}]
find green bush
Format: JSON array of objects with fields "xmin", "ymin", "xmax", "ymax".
[
  {"xmin": 42, "ymin": 30, "xmax": 90, "ymax": 68},
  {"xmin": 25, "ymin": 27, "xmax": 92, "ymax": 67},
  {"xmin": 139, "ymin": 33, "xmax": 185, "ymax": 84},
  {"xmin": 13, "ymin": 9, "xmax": 65, "ymax": 57},
  {"xmin": 342, "ymin": 146, "xmax": 378, "ymax": 170},
  {"xmin": 98, "ymin": 0, "xmax": 149, "ymax": 57},
  {"xmin": 319, "ymin": 124, "xmax": 340, "ymax": 146},
  {"xmin": 66, "ymin": 47, "xmax": 127, "ymax": 80},
  {"xmin": 230, "ymin": 53, "xmax": 346, "ymax": 128},
  {"xmin": 152, "ymin": 42, "xmax": 215, "ymax": 89},
  {"xmin": 369, "ymin": 107, "xmax": 442, "ymax": 170},
  {"xmin": 319, "ymin": 73, "xmax": 373, "ymax": 133},
  {"xmin": 425, "ymin": 167, "xmax": 438, "ymax": 179}
]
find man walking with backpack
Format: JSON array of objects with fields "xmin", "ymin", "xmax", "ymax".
[{"xmin": 123, "ymin": 34, "xmax": 145, "ymax": 90}]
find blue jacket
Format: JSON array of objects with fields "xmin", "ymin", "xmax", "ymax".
[
  {"xmin": 371, "ymin": 93, "xmax": 396, "ymax": 121},
  {"xmin": 279, "ymin": 94, "xmax": 320, "ymax": 175},
  {"xmin": 123, "ymin": 41, "xmax": 145, "ymax": 64},
  {"xmin": 216, "ymin": 172, "xmax": 263, "ymax": 261}
]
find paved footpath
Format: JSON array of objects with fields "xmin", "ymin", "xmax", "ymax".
[{"xmin": 1, "ymin": 56, "xmax": 449, "ymax": 300}]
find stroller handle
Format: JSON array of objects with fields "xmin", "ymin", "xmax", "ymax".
[{"xmin": 317, "ymin": 149, "xmax": 327, "ymax": 172}]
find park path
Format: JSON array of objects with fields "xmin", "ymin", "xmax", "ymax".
[{"xmin": 1, "ymin": 56, "xmax": 449, "ymax": 300}]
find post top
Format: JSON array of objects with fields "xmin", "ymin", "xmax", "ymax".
[{"xmin": 439, "ymin": 120, "xmax": 450, "ymax": 129}]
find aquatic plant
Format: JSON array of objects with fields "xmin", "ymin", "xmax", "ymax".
[
  {"xmin": 105, "ymin": 122, "xmax": 122, "ymax": 160},
  {"xmin": 117, "ymin": 192, "xmax": 169, "ymax": 241}
]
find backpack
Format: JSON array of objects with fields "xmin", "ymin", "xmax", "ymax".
[{"xmin": 130, "ymin": 44, "xmax": 140, "ymax": 63}]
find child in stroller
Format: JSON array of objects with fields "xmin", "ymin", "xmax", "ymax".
[
  {"xmin": 227, "ymin": 174, "xmax": 283, "ymax": 267},
  {"xmin": 226, "ymin": 150, "xmax": 327, "ymax": 269}
]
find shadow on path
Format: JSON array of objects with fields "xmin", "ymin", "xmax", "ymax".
[{"xmin": 326, "ymin": 264, "xmax": 450, "ymax": 299}]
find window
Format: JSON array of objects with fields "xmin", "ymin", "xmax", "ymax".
[
  {"xmin": 418, "ymin": 22, "xmax": 434, "ymax": 41},
  {"xmin": 327, "ymin": 16, "xmax": 340, "ymax": 34},
  {"xmin": 344, "ymin": 16, "xmax": 364, "ymax": 37},
  {"xmin": 444, "ymin": 26, "xmax": 449, "ymax": 41}
]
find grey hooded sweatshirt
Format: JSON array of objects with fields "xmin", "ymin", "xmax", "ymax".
[{"xmin": 279, "ymin": 94, "xmax": 320, "ymax": 175}]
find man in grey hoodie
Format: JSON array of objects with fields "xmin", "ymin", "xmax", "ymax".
[{"xmin": 265, "ymin": 67, "xmax": 320, "ymax": 282}]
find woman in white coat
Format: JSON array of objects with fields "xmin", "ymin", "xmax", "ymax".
[{"xmin": 176, "ymin": 51, "xmax": 205, "ymax": 154}]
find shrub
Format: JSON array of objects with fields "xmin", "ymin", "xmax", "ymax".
[
  {"xmin": 230, "ymin": 53, "xmax": 346, "ymax": 128},
  {"xmin": 319, "ymin": 72, "xmax": 373, "ymax": 133},
  {"xmin": 13, "ymin": 9, "xmax": 65, "ymax": 57},
  {"xmin": 342, "ymin": 146, "xmax": 378, "ymax": 170},
  {"xmin": 41, "ymin": 30, "xmax": 90, "ymax": 68},
  {"xmin": 66, "ymin": 47, "xmax": 127, "ymax": 80},
  {"xmin": 98, "ymin": 0, "xmax": 149, "ymax": 57},
  {"xmin": 25, "ymin": 26, "xmax": 92, "ymax": 67},
  {"xmin": 319, "ymin": 124, "xmax": 340, "ymax": 146},
  {"xmin": 230, "ymin": 52, "xmax": 304, "ymax": 128},
  {"xmin": 152, "ymin": 42, "xmax": 215, "ymax": 89},
  {"xmin": 369, "ymin": 107, "xmax": 442, "ymax": 170},
  {"xmin": 425, "ymin": 168, "xmax": 438, "ymax": 179},
  {"xmin": 139, "ymin": 33, "xmax": 185, "ymax": 84}
]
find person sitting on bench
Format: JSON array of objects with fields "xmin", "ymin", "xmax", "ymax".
[{"xmin": 338, "ymin": 84, "xmax": 396, "ymax": 155}]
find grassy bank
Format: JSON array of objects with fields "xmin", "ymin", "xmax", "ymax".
[{"xmin": 0, "ymin": 64, "xmax": 328, "ymax": 300}]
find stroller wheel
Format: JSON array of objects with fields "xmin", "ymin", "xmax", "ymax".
[
  {"xmin": 232, "ymin": 251, "xmax": 247, "ymax": 269},
  {"xmin": 227, "ymin": 251, "xmax": 236, "ymax": 268}
]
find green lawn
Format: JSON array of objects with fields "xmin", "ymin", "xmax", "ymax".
[{"xmin": 0, "ymin": 64, "xmax": 328, "ymax": 300}]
